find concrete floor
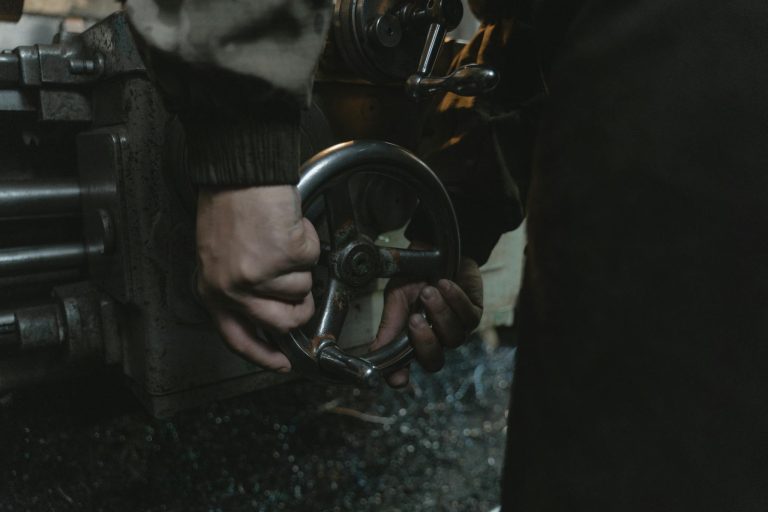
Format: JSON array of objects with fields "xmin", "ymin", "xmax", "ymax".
[{"xmin": 0, "ymin": 338, "xmax": 515, "ymax": 512}]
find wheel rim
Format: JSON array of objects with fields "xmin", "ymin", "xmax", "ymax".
[{"xmin": 275, "ymin": 140, "xmax": 460, "ymax": 386}]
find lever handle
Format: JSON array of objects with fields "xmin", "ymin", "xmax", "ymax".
[
  {"xmin": 316, "ymin": 341, "xmax": 381, "ymax": 388},
  {"xmin": 406, "ymin": 63, "xmax": 500, "ymax": 100},
  {"xmin": 401, "ymin": 0, "xmax": 498, "ymax": 100}
]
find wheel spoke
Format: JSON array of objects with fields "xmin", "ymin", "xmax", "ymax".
[
  {"xmin": 377, "ymin": 247, "xmax": 443, "ymax": 279},
  {"xmin": 318, "ymin": 244, "xmax": 333, "ymax": 268},
  {"xmin": 324, "ymin": 180, "xmax": 358, "ymax": 249},
  {"xmin": 314, "ymin": 278, "xmax": 352, "ymax": 342}
]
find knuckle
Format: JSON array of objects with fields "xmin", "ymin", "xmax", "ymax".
[
  {"xmin": 293, "ymin": 305, "xmax": 315, "ymax": 329},
  {"xmin": 272, "ymin": 308, "xmax": 311, "ymax": 334},
  {"xmin": 270, "ymin": 320, "xmax": 293, "ymax": 335},
  {"xmin": 235, "ymin": 261, "xmax": 264, "ymax": 286},
  {"xmin": 200, "ymin": 265, "xmax": 244, "ymax": 297},
  {"xmin": 286, "ymin": 226, "xmax": 320, "ymax": 267},
  {"xmin": 304, "ymin": 234, "xmax": 321, "ymax": 263},
  {"xmin": 409, "ymin": 314, "xmax": 426, "ymax": 331},
  {"xmin": 293, "ymin": 272, "xmax": 314, "ymax": 295},
  {"xmin": 443, "ymin": 286, "xmax": 464, "ymax": 305}
]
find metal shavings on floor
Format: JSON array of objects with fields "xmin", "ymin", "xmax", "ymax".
[{"xmin": 0, "ymin": 338, "xmax": 515, "ymax": 512}]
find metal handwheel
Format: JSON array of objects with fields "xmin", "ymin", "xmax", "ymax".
[{"xmin": 276, "ymin": 141, "xmax": 461, "ymax": 387}]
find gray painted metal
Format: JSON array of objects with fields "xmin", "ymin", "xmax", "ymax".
[
  {"xmin": 0, "ymin": 179, "xmax": 81, "ymax": 217},
  {"xmin": 0, "ymin": 243, "xmax": 86, "ymax": 277}
]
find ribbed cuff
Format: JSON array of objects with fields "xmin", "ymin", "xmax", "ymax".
[{"xmin": 185, "ymin": 110, "xmax": 300, "ymax": 187}]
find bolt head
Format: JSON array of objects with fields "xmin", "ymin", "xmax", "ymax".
[{"xmin": 371, "ymin": 15, "xmax": 402, "ymax": 48}]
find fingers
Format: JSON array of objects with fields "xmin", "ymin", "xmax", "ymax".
[
  {"xmin": 420, "ymin": 285, "xmax": 467, "ymax": 349},
  {"xmin": 299, "ymin": 218, "xmax": 322, "ymax": 266},
  {"xmin": 374, "ymin": 283, "xmax": 415, "ymax": 389},
  {"xmin": 373, "ymin": 259, "xmax": 484, "ymax": 389},
  {"xmin": 281, "ymin": 217, "xmax": 321, "ymax": 270},
  {"xmin": 436, "ymin": 278, "xmax": 482, "ymax": 332},
  {"xmin": 239, "ymin": 292, "xmax": 316, "ymax": 334},
  {"xmin": 409, "ymin": 313, "xmax": 445, "ymax": 373},
  {"xmin": 371, "ymin": 287, "xmax": 409, "ymax": 351},
  {"xmin": 386, "ymin": 367, "xmax": 410, "ymax": 388},
  {"xmin": 247, "ymin": 270, "xmax": 313, "ymax": 302},
  {"xmin": 196, "ymin": 185, "xmax": 323, "ymax": 375},
  {"xmin": 371, "ymin": 281, "xmax": 423, "ymax": 351},
  {"xmin": 215, "ymin": 312, "xmax": 292, "ymax": 373},
  {"xmin": 457, "ymin": 258, "xmax": 484, "ymax": 311},
  {"xmin": 381, "ymin": 308, "xmax": 450, "ymax": 387}
]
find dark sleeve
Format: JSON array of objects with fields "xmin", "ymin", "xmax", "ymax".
[
  {"xmin": 126, "ymin": 0, "xmax": 333, "ymax": 187},
  {"xmin": 411, "ymin": 13, "xmax": 544, "ymax": 265}
]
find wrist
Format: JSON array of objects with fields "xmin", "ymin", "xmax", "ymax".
[
  {"xmin": 186, "ymin": 111, "xmax": 301, "ymax": 187},
  {"xmin": 197, "ymin": 185, "xmax": 302, "ymax": 231}
]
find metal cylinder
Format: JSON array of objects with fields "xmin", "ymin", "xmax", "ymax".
[
  {"xmin": 0, "ymin": 310, "xmax": 17, "ymax": 349},
  {"xmin": 0, "ymin": 179, "xmax": 82, "ymax": 218},
  {"xmin": 0, "ymin": 243, "xmax": 86, "ymax": 277},
  {"xmin": 0, "ymin": 0, "xmax": 23, "ymax": 22},
  {"xmin": 0, "ymin": 311, "xmax": 14, "ymax": 328},
  {"xmin": 16, "ymin": 303, "xmax": 64, "ymax": 351},
  {"xmin": 0, "ymin": 304, "xmax": 65, "ymax": 352},
  {"xmin": 0, "ymin": 53, "xmax": 20, "ymax": 85}
]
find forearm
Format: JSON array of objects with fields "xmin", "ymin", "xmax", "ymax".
[
  {"xmin": 126, "ymin": 0, "xmax": 331, "ymax": 104},
  {"xmin": 126, "ymin": 0, "xmax": 333, "ymax": 186}
]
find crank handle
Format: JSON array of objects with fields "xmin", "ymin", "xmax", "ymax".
[
  {"xmin": 406, "ymin": 64, "xmax": 500, "ymax": 100},
  {"xmin": 317, "ymin": 341, "xmax": 381, "ymax": 388}
]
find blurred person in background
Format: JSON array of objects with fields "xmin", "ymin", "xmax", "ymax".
[{"xmin": 425, "ymin": 0, "xmax": 768, "ymax": 510}]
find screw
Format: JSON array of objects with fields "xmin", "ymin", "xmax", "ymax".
[{"xmin": 369, "ymin": 14, "xmax": 402, "ymax": 48}]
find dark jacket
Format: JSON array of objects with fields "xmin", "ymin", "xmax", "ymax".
[{"xmin": 500, "ymin": 1, "xmax": 768, "ymax": 510}]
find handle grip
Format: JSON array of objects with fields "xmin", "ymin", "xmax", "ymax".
[{"xmin": 406, "ymin": 63, "xmax": 500, "ymax": 100}]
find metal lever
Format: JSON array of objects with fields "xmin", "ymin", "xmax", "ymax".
[
  {"xmin": 317, "ymin": 341, "xmax": 381, "ymax": 388},
  {"xmin": 402, "ymin": 0, "xmax": 499, "ymax": 100},
  {"xmin": 406, "ymin": 63, "xmax": 499, "ymax": 99}
]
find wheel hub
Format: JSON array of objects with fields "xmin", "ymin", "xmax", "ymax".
[{"xmin": 335, "ymin": 239, "xmax": 380, "ymax": 286}]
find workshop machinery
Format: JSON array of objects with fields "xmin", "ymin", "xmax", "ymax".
[{"xmin": 0, "ymin": 0, "xmax": 521, "ymax": 416}]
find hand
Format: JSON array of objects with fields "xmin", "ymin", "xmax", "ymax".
[
  {"xmin": 371, "ymin": 256, "xmax": 484, "ymax": 387},
  {"xmin": 196, "ymin": 185, "xmax": 320, "ymax": 372}
]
